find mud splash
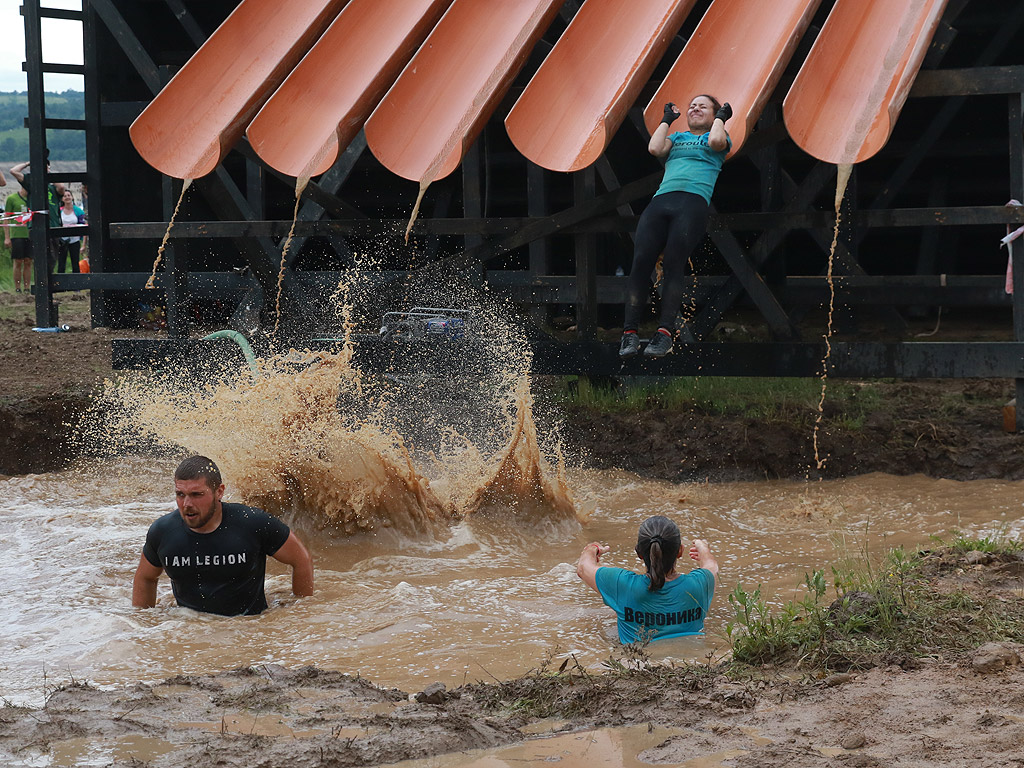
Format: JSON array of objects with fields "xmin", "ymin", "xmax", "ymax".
[{"xmin": 86, "ymin": 299, "xmax": 578, "ymax": 536}]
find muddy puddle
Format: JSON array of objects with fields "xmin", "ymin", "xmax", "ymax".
[{"xmin": 3, "ymin": 461, "xmax": 1023, "ymax": 711}]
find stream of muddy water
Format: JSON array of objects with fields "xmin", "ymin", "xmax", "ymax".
[{"xmin": 3, "ymin": 461, "xmax": 1023, "ymax": 706}]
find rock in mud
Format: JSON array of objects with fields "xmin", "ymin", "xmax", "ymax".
[
  {"xmin": 971, "ymin": 642, "xmax": 1023, "ymax": 673},
  {"xmin": 414, "ymin": 682, "xmax": 447, "ymax": 704},
  {"xmin": 840, "ymin": 731, "xmax": 867, "ymax": 749},
  {"xmin": 965, "ymin": 550, "xmax": 992, "ymax": 565}
]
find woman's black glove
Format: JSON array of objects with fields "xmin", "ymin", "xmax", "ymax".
[
  {"xmin": 715, "ymin": 102, "xmax": 733, "ymax": 122},
  {"xmin": 662, "ymin": 102, "xmax": 680, "ymax": 125}
]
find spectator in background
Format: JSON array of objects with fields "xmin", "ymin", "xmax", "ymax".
[
  {"xmin": 10, "ymin": 157, "xmax": 64, "ymax": 272},
  {"xmin": 4, "ymin": 184, "xmax": 33, "ymax": 293},
  {"xmin": 55, "ymin": 189, "xmax": 86, "ymax": 274}
]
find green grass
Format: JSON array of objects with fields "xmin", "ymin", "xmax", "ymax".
[
  {"xmin": 0, "ymin": 239, "xmax": 12, "ymax": 291},
  {"xmin": 547, "ymin": 375, "xmax": 885, "ymax": 426},
  {"xmin": 943, "ymin": 530, "xmax": 1023, "ymax": 554},
  {"xmin": 725, "ymin": 538, "xmax": 1024, "ymax": 674}
]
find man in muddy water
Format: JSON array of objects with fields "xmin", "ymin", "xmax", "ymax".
[{"xmin": 132, "ymin": 456, "xmax": 314, "ymax": 616}]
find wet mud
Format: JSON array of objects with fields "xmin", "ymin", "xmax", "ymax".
[{"xmin": 3, "ymin": 550, "xmax": 1022, "ymax": 768}]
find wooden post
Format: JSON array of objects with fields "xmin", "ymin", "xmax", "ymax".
[
  {"xmin": 527, "ymin": 161, "xmax": 550, "ymax": 326},
  {"xmin": 462, "ymin": 135, "xmax": 485, "ymax": 287},
  {"xmin": 574, "ymin": 167, "xmax": 597, "ymax": 339},
  {"xmin": 83, "ymin": 0, "xmax": 107, "ymax": 327},
  {"xmin": 23, "ymin": 0, "xmax": 57, "ymax": 327},
  {"xmin": 1009, "ymin": 92, "xmax": 1024, "ymax": 431}
]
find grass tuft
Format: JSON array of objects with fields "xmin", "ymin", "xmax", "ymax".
[{"xmin": 725, "ymin": 539, "xmax": 1024, "ymax": 674}]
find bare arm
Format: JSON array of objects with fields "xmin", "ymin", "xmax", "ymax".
[
  {"xmin": 9, "ymin": 162, "xmax": 27, "ymax": 184},
  {"xmin": 0, "ymin": 168, "xmax": 6, "ymax": 186},
  {"xmin": 132, "ymin": 553, "xmax": 163, "ymax": 607},
  {"xmin": 271, "ymin": 532, "xmax": 314, "ymax": 597},
  {"xmin": 688, "ymin": 538, "xmax": 719, "ymax": 578},
  {"xmin": 708, "ymin": 119, "xmax": 729, "ymax": 152},
  {"xmin": 576, "ymin": 541, "xmax": 610, "ymax": 594},
  {"xmin": 648, "ymin": 120, "xmax": 673, "ymax": 158}
]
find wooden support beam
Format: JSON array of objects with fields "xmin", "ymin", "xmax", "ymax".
[
  {"xmin": 83, "ymin": 0, "xmax": 108, "ymax": 326},
  {"xmin": 574, "ymin": 167, "xmax": 597, "ymax": 339},
  {"xmin": 387, "ymin": 171, "xmax": 662, "ymax": 284},
  {"xmin": 706, "ymin": 214, "xmax": 798, "ymax": 340},
  {"xmin": 162, "ymin": 0, "xmax": 207, "ymax": 46},
  {"xmin": 1009, "ymin": 92, "xmax": 1024, "ymax": 430},
  {"xmin": 88, "ymin": 0, "xmax": 163, "ymax": 93},
  {"xmin": 871, "ymin": 4, "xmax": 1024, "ymax": 211},
  {"xmin": 692, "ymin": 162, "xmax": 835, "ymax": 337}
]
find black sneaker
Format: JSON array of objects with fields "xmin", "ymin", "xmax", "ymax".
[
  {"xmin": 619, "ymin": 332, "xmax": 640, "ymax": 357},
  {"xmin": 644, "ymin": 330, "xmax": 673, "ymax": 357}
]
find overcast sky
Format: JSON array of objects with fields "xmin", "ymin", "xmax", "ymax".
[{"xmin": 0, "ymin": 0, "xmax": 85, "ymax": 92}]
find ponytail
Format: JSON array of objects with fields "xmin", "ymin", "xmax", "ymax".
[
  {"xmin": 635, "ymin": 515, "xmax": 681, "ymax": 592},
  {"xmin": 648, "ymin": 541, "xmax": 667, "ymax": 591}
]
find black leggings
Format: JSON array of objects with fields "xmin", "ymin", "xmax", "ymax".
[
  {"xmin": 55, "ymin": 239, "xmax": 81, "ymax": 273},
  {"xmin": 624, "ymin": 191, "xmax": 709, "ymax": 331}
]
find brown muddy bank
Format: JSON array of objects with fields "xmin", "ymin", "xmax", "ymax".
[
  {"xmin": 4, "ymin": 379, "xmax": 1021, "ymax": 482},
  {"xmin": 558, "ymin": 380, "xmax": 1024, "ymax": 483},
  {"xmin": 1, "ymin": 291, "xmax": 1022, "ymax": 481}
]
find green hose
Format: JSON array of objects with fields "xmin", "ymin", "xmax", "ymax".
[{"xmin": 202, "ymin": 330, "xmax": 259, "ymax": 377}]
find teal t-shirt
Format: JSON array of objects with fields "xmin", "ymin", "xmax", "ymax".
[
  {"xmin": 654, "ymin": 130, "xmax": 730, "ymax": 204},
  {"xmin": 596, "ymin": 565, "xmax": 715, "ymax": 644}
]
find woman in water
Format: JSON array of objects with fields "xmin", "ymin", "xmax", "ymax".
[
  {"xmin": 576, "ymin": 515, "xmax": 718, "ymax": 644},
  {"xmin": 620, "ymin": 94, "xmax": 732, "ymax": 358}
]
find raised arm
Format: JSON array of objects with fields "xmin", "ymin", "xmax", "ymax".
[
  {"xmin": 688, "ymin": 538, "xmax": 719, "ymax": 578},
  {"xmin": 708, "ymin": 102, "xmax": 732, "ymax": 152},
  {"xmin": 9, "ymin": 162, "xmax": 28, "ymax": 184},
  {"xmin": 649, "ymin": 102, "xmax": 681, "ymax": 158},
  {"xmin": 271, "ymin": 531, "xmax": 314, "ymax": 597},
  {"xmin": 132, "ymin": 553, "xmax": 163, "ymax": 607},
  {"xmin": 576, "ymin": 541, "xmax": 610, "ymax": 594}
]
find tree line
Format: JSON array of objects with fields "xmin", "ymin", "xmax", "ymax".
[{"xmin": 0, "ymin": 90, "xmax": 85, "ymax": 162}]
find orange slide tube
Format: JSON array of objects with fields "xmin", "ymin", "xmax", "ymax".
[
  {"xmin": 364, "ymin": 0, "xmax": 564, "ymax": 184},
  {"xmin": 129, "ymin": 0, "xmax": 348, "ymax": 180},
  {"xmin": 247, "ymin": 0, "xmax": 453, "ymax": 180},
  {"xmin": 645, "ymin": 0, "xmax": 822, "ymax": 158},
  {"xmin": 505, "ymin": 0, "xmax": 697, "ymax": 173},
  {"xmin": 783, "ymin": 0, "xmax": 949, "ymax": 165}
]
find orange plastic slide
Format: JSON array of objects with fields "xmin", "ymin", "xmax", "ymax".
[
  {"xmin": 246, "ymin": 0, "xmax": 453, "ymax": 179},
  {"xmin": 129, "ymin": 0, "xmax": 348, "ymax": 180},
  {"xmin": 783, "ymin": 0, "xmax": 949, "ymax": 165},
  {"xmin": 645, "ymin": 0, "xmax": 822, "ymax": 158},
  {"xmin": 504, "ymin": 0, "xmax": 697, "ymax": 173},
  {"xmin": 364, "ymin": 0, "xmax": 564, "ymax": 184}
]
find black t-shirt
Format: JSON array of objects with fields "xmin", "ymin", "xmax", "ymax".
[{"xmin": 143, "ymin": 502, "xmax": 291, "ymax": 616}]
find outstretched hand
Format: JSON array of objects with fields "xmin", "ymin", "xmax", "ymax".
[
  {"xmin": 662, "ymin": 102, "xmax": 681, "ymax": 125},
  {"xmin": 715, "ymin": 102, "xmax": 733, "ymax": 123},
  {"xmin": 688, "ymin": 538, "xmax": 719, "ymax": 577},
  {"xmin": 576, "ymin": 541, "xmax": 610, "ymax": 593}
]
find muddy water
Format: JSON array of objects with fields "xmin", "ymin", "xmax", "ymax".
[{"xmin": 3, "ymin": 462, "xmax": 1022, "ymax": 706}]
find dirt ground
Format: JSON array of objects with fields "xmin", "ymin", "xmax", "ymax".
[{"xmin": 2, "ymin": 548, "xmax": 1023, "ymax": 767}]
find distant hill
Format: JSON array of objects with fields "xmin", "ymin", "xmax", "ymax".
[{"xmin": 0, "ymin": 90, "xmax": 85, "ymax": 162}]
